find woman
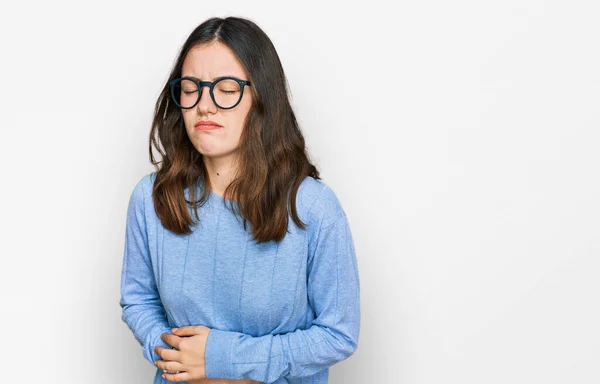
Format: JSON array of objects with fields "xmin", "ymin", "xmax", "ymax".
[{"xmin": 119, "ymin": 16, "xmax": 360, "ymax": 384}]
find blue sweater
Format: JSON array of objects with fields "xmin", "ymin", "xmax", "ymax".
[{"xmin": 119, "ymin": 172, "xmax": 360, "ymax": 384}]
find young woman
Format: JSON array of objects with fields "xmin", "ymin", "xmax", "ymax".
[{"xmin": 119, "ymin": 16, "xmax": 360, "ymax": 384}]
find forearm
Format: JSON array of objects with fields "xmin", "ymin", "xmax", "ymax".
[{"xmin": 121, "ymin": 301, "xmax": 173, "ymax": 364}]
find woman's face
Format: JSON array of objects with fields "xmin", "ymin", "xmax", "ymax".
[{"xmin": 180, "ymin": 42, "xmax": 253, "ymax": 160}]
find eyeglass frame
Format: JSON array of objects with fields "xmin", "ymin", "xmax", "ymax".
[{"xmin": 168, "ymin": 76, "xmax": 252, "ymax": 110}]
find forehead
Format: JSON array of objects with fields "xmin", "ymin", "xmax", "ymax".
[{"xmin": 181, "ymin": 42, "xmax": 248, "ymax": 80}]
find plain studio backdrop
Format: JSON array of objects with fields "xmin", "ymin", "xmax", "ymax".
[{"xmin": 0, "ymin": 0, "xmax": 598, "ymax": 383}]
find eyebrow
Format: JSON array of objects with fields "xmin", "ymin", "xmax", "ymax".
[{"xmin": 183, "ymin": 75, "xmax": 241, "ymax": 81}]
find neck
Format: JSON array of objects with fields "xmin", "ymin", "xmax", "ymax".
[{"xmin": 203, "ymin": 154, "xmax": 238, "ymax": 199}]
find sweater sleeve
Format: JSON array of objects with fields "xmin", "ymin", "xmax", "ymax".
[
  {"xmin": 119, "ymin": 175, "xmax": 173, "ymax": 366},
  {"xmin": 204, "ymin": 186, "xmax": 361, "ymax": 383}
]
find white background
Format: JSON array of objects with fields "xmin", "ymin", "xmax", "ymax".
[{"xmin": 1, "ymin": 0, "xmax": 599, "ymax": 383}]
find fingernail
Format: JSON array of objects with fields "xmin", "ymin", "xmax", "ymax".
[{"xmin": 172, "ymin": 328, "xmax": 178, "ymax": 332}]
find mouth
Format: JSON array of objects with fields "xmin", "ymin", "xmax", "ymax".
[{"xmin": 194, "ymin": 122, "xmax": 223, "ymax": 130}]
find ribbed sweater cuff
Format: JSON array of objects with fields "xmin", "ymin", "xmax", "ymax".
[{"xmin": 205, "ymin": 328, "xmax": 235, "ymax": 379}]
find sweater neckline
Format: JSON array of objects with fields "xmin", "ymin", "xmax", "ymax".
[{"xmin": 207, "ymin": 187, "xmax": 239, "ymax": 212}]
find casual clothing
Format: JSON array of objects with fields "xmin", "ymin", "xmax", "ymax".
[{"xmin": 119, "ymin": 172, "xmax": 360, "ymax": 383}]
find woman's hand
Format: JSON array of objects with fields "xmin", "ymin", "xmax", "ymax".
[
  {"xmin": 155, "ymin": 326, "xmax": 211, "ymax": 382},
  {"xmin": 154, "ymin": 326, "xmax": 262, "ymax": 383}
]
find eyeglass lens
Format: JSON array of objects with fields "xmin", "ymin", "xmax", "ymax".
[{"xmin": 172, "ymin": 78, "xmax": 242, "ymax": 109}]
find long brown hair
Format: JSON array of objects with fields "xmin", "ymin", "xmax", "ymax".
[{"xmin": 148, "ymin": 16, "xmax": 320, "ymax": 243}]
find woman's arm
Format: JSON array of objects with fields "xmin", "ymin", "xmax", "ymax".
[
  {"xmin": 120, "ymin": 175, "xmax": 173, "ymax": 365},
  {"xmin": 203, "ymin": 186, "xmax": 361, "ymax": 383}
]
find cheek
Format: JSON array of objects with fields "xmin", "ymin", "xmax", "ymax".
[
  {"xmin": 228, "ymin": 105, "xmax": 251, "ymax": 135},
  {"xmin": 237, "ymin": 100, "xmax": 252, "ymax": 130},
  {"xmin": 182, "ymin": 111, "xmax": 194, "ymax": 128},
  {"xmin": 179, "ymin": 115, "xmax": 191, "ymax": 134}
]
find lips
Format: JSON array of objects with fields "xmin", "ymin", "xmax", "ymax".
[{"xmin": 195, "ymin": 121, "xmax": 223, "ymax": 130}]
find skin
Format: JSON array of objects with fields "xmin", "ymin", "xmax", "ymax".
[
  {"xmin": 154, "ymin": 43, "xmax": 260, "ymax": 384},
  {"xmin": 154, "ymin": 326, "xmax": 258, "ymax": 383},
  {"xmin": 180, "ymin": 41, "xmax": 254, "ymax": 200}
]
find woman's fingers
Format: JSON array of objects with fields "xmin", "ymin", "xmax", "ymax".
[
  {"xmin": 154, "ymin": 345, "xmax": 180, "ymax": 361},
  {"xmin": 154, "ymin": 359, "xmax": 184, "ymax": 374}
]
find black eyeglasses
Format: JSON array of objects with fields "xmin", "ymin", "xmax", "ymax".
[{"xmin": 169, "ymin": 76, "xmax": 252, "ymax": 110}]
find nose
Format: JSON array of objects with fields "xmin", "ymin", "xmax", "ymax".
[{"xmin": 196, "ymin": 84, "xmax": 217, "ymax": 114}]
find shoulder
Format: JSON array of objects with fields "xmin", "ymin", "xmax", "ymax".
[
  {"xmin": 129, "ymin": 172, "xmax": 157, "ymax": 205},
  {"xmin": 297, "ymin": 176, "xmax": 346, "ymax": 228}
]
